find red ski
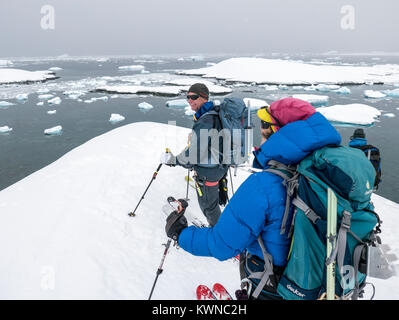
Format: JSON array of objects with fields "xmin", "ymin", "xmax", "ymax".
[
  {"xmin": 196, "ymin": 285, "xmax": 216, "ymax": 300},
  {"xmin": 212, "ymin": 283, "xmax": 233, "ymax": 300}
]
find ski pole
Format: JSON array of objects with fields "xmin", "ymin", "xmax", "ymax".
[
  {"xmin": 148, "ymin": 238, "xmax": 172, "ymax": 300},
  {"xmin": 148, "ymin": 198, "xmax": 187, "ymax": 300},
  {"xmin": 128, "ymin": 148, "xmax": 170, "ymax": 217},
  {"xmin": 229, "ymin": 167, "xmax": 235, "ymax": 195}
]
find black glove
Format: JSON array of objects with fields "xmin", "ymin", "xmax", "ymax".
[{"xmin": 165, "ymin": 199, "xmax": 188, "ymax": 241}]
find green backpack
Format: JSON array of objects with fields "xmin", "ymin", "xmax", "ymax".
[{"xmin": 256, "ymin": 145, "xmax": 390, "ymax": 300}]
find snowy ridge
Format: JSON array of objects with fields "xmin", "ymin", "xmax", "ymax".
[{"xmin": 0, "ymin": 122, "xmax": 397, "ymax": 299}]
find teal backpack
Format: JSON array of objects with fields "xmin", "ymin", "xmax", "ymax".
[{"xmin": 254, "ymin": 145, "xmax": 387, "ymax": 300}]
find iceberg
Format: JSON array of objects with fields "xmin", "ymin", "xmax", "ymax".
[
  {"xmin": 95, "ymin": 85, "xmax": 182, "ymax": 97},
  {"xmin": 109, "ymin": 113, "xmax": 125, "ymax": 124},
  {"xmin": 47, "ymin": 110, "xmax": 57, "ymax": 115},
  {"xmin": 38, "ymin": 94, "xmax": 54, "ymax": 100},
  {"xmin": 190, "ymin": 55, "xmax": 204, "ymax": 61},
  {"xmin": 138, "ymin": 102, "xmax": 154, "ymax": 110},
  {"xmin": 16, "ymin": 93, "xmax": 29, "ymax": 101},
  {"xmin": 48, "ymin": 97, "xmax": 62, "ymax": 105},
  {"xmin": 0, "ymin": 101, "xmax": 15, "ymax": 108},
  {"xmin": 316, "ymin": 104, "xmax": 381, "ymax": 125},
  {"xmin": 44, "ymin": 125, "xmax": 62, "ymax": 135},
  {"xmin": 383, "ymin": 88, "xmax": 399, "ymax": 98},
  {"xmin": 334, "ymin": 86, "xmax": 351, "ymax": 94},
  {"xmin": 178, "ymin": 57, "xmax": 399, "ymax": 85},
  {"xmin": 37, "ymin": 88, "xmax": 50, "ymax": 94},
  {"xmin": 48, "ymin": 67, "xmax": 63, "ymax": 71},
  {"xmin": 36, "ymin": 102, "xmax": 44, "ymax": 106},
  {"xmin": 63, "ymin": 90, "xmax": 87, "ymax": 100},
  {"xmin": 0, "ymin": 126, "xmax": 13, "ymax": 133},
  {"xmin": 383, "ymin": 113, "xmax": 396, "ymax": 118},
  {"xmin": 364, "ymin": 90, "xmax": 387, "ymax": 99},
  {"xmin": 166, "ymin": 99, "xmax": 189, "ymax": 109},
  {"xmin": 292, "ymin": 94, "xmax": 329, "ymax": 106},
  {"xmin": 315, "ymin": 84, "xmax": 341, "ymax": 92},
  {"xmin": 0, "ymin": 68, "xmax": 57, "ymax": 84},
  {"xmin": 118, "ymin": 65, "xmax": 145, "ymax": 72},
  {"xmin": 165, "ymin": 78, "xmax": 232, "ymax": 95}
]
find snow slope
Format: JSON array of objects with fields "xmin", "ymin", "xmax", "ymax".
[{"xmin": 0, "ymin": 122, "xmax": 397, "ymax": 300}]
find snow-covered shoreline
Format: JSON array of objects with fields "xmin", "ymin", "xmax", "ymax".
[{"xmin": 0, "ymin": 121, "xmax": 397, "ymax": 299}]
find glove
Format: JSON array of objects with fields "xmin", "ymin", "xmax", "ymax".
[
  {"xmin": 165, "ymin": 199, "xmax": 188, "ymax": 241},
  {"xmin": 160, "ymin": 151, "xmax": 176, "ymax": 166},
  {"xmin": 218, "ymin": 176, "xmax": 229, "ymax": 206}
]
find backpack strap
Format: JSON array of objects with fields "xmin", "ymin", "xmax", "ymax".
[
  {"xmin": 245, "ymin": 236, "xmax": 275, "ymax": 299},
  {"xmin": 265, "ymin": 160, "xmax": 299, "ymax": 235}
]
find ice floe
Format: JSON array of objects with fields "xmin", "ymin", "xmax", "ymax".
[
  {"xmin": 0, "ymin": 101, "xmax": 15, "ymax": 108},
  {"xmin": 138, "ymin": 102, "xmax": 154, "ymax": 110},
  {"xmin": 48, "ymin": 97, "xmax": 62, "ymax": 105},
  {"xmin": 44, "ymin": 125, "xmax": 62, "ymax": 135},
  {"xmin": 364, "ymin": 90, "xmax": 387, "ymax": 99},
  {"xmin": 16, "ymin": 93, "xmax": 29, "ymax": 101},
  {"xmin": 0, "ymin": 126, "xmax": 13, "ymax": 133},
  {"xmin": 317, "ymin": 103, "xmax": 381, "ymax": 125},
  {"xmin": 0, "ymin": 68, "xmax": 57, "ymax": 84},
  {"xmin": 383, "ymin": 113, "xmax": 396, "ymax": 118},
  {"xmin": 95, "ymin": 85, "xmax": 182, "ymax": 97},
  {"xmin": 178, "ymin": 57, "xmax": 399, "ymax": 85},
  {"xmin": 292, "ymin": 94, "xmax": 329, "ymax": 106},
  {"xmin": 383, "ymin": 88, "xmax": 399, "ymax": 98},
  {"xmin": 109, "ymin": 114, "xmax": 125, "ymax": 124},
  {"xmin": 118, "ymin": 65, "xmax": 145, "ymax": 72},
  {"xmin": 166, "ymin": 99, "xmax": 189, "ymax": 108},
  {"xmin": 38, "ymin": 94, "xmax": 54, "ymax": 100}
]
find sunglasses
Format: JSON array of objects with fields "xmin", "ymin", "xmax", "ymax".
[
  {"xmin": 187, "ymin": 94, "xmax": 200, "ymax": 100},
  {"xmin": 261, "ymin": 120, "xmax": 273, "ymax": 129},
  {"xmin": 260, "ymin": 106, "xmax": 283, "ymax": 129}
]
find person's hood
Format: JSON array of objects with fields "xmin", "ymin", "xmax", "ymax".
[{"xmin": 253, "ymin": 112, "xmax": 342, "ymax": 168}]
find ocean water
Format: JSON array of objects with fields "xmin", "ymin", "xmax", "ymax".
[{"xmin": 0, "ymin": 54, "xmax": 398, "ymax": 204}]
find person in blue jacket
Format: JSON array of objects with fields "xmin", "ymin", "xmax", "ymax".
[{"xmin": 165, "ymin": 97, "xmax": 341, "ymax": 300}]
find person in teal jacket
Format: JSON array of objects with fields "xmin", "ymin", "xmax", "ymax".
[{"xmin": 165, "ymin": 98, "xmax": 341, "ymax": 299}]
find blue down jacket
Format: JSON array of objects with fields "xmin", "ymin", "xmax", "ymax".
[{"xmin": 178, "ymin": 112, "xmax": 341, "ymax": 266}]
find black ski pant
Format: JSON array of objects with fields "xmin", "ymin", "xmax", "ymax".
[{"xmin": 194, "ymin": 177, "xmax": 221, "ymax": 227}]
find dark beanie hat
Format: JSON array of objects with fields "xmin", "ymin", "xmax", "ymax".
[
  {"xmin": 188, "ymin": 83, "xmax": 209, "ymax": 99},
  {"xmin": 352, "ymin": 128, "xmax": 366, "ymax": 139}
]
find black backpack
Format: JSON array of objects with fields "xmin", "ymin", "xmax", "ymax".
[{"xmin": 353, "ymin": 144, "xmax": 382, "ymax": 189}]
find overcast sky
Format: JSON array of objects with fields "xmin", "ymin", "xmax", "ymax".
[{"xmin": 1, "ymin": 0, "xmax": 398, "ymax": 58}]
